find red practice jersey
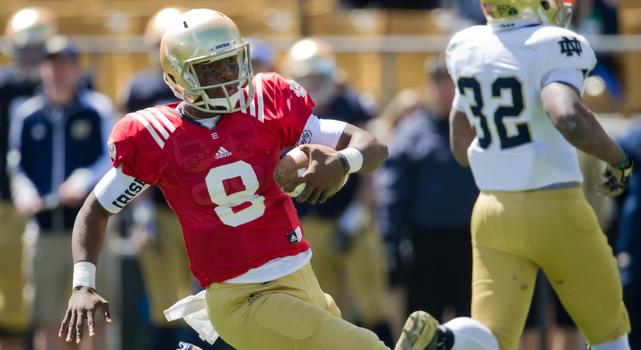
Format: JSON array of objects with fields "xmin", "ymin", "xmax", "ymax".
[{"xmin": 108, "ymin": 73, "xmax": 315, "ymax": 287}]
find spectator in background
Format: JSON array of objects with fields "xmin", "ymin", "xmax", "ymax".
[
  {"xmin": 120, "ymin": 7, "xmax": 182, "ymax": 112},
  {"xmin": 448, "ymin": 0, "xmax": 486, "ymax": 30},
  {"xmin": 282, "ymin": 38, "xmax": 395, "ymax": 346},
  {"xmin": 369, "ymin": 89, "xmax": 422, "ymax": 145},
  {"xmin": 616, "ymin": 121, "xmax": 641, "ymax": 349},
  {"xmin": 574, "ymin": 0, "xmax": 623, "ymax": 101},
  {"xmin": 7, "ymin": 36, "xmax": 115, "ymax": 350},
  {"xmin": 246, "ymin": 37, "xmax": 276, "ymax": 73},
  {"xmin": 0, "ymin": 7, "xmax": 57, "ymax": 350},
  {"xmin": 376, "ymin": 58, "xmax": 477, "ymax": 320}
]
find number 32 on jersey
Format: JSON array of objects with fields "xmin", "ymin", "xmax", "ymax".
[{"xmin": 457, "ymin": 76, "xmax": 532, "ymax": 149}]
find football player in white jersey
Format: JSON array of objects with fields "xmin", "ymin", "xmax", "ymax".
[{"xmin": 444, "ymin": 0, "xmax": 633, "ymax": 349}]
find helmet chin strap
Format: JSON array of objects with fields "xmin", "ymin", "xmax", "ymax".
[{"xmin": 205, "ymin": 89, "xmax": 242, "ymax": 112}]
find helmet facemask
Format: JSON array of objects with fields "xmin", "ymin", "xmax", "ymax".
[
  {"xmin": 164, "ymin": 42, "xmax": 254, "ymax": 114},
  {"xmin": 542, "ymin": 0, "xmax": 573, "ymax": 28}
]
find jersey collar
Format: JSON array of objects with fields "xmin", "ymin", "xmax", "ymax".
[{"xmin": 177, "ymin": 101, "xmax": 221, "ymax": 130}]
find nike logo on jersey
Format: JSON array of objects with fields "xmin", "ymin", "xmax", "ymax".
[
  {"xmin": 129, "ymin": 107, "xmax": 177, "ymax": 149},
  {"xmin": 214, "ymin": 147, "xmax": 232, "ymax": 159}
]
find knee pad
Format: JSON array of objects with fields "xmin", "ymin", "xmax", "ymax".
[{"xmin": 444, "ymin": 317, "xmax": 499, "ymax": 350}]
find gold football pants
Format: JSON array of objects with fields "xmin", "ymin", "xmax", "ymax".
[
  {"xmin": 205, "ymin": 263, "xmax": 388, "ymax": 350},
  {"xmin": 301, "ymin": 214, "xmax": 390, "ymax": 326},
  {"xmin": 471, "ymin": 187, "xmax": 630, "ymax": 350}
]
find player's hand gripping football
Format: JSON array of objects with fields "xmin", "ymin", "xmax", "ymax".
[
  {"xmin": 281, "ymin": 144, "xmax": 347, "ymax": 204},
  {"xmin": 598, "ymin": 153, "xmax": 633, "ymax": 197},
  {"xmin": 59, "ymin": 286, "xmax": 112, "ymax": 343}
]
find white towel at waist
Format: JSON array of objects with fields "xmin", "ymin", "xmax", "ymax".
[{"xmin": 164, "ymin": 291, "xmax": 218, "ymax": 345}]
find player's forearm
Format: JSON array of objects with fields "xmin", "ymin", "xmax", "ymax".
[
  {"xmin": 559, "ymin": 108, "xmax": 623, "ymax": 165},
  {"xmin": 542, "ymin": 84, "xmax": 624, "ymax": 165},
  {"xmin": 72, "ymin": 192, "xmax": 112, "ymax": 265},
  {"xmin": 347, "ymin": 131, "xmax": 388, "ymax": 173},
  {"xmin": 450, "ymin": 110, "xmax": 473, "ymax": 166},
  {"xmin": 336, "ymin": 124, "xmax": 388, "ymax": 173}
]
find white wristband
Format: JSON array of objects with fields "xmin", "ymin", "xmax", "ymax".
[
  {"xmin": 338, "ymin": 148, "xmax": 363, "ymax": 173},
  {"xmin": 73, "ymin": 261, "xmax": 96, "ymax": 289}
]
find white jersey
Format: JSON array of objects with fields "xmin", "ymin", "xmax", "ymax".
[{"xmin": 446, "ymin": 24, "xmax": 596, "ymax": 191}]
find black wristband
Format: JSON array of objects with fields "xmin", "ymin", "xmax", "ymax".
[{"xmin": 337, "ymin": 152, "xmax": 350, "ymax": 174}]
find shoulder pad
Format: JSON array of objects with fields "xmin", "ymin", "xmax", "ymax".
[
  {"xmin": 245, "ymin": 72, "xmax": 313, "ymax": 123},
  {"xmin": 526, "ymin": 26, "xmax": 596, "ymax": 74},
  {"xmin": 122, "ymin": 106, "xmax": 180, "ymax": 150},
  {"xmin": 108, "ymin": 106, "xmax": 178, "ymax": 184},
  {"xmin": 446, "ymin": 25, "xmax": 492, "ymax": 77}
]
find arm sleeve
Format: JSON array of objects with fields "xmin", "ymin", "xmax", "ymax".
[
  {"xmin": 94, "ymin": 166, "xmax": 150, "ymax": 213},
  {"xmin": 541, "ymin": 69, "xmax": 586, "ymax": 94},
  {"xmin": 297, "ymin": 114, "xmax": 347, "ymax": 148}
]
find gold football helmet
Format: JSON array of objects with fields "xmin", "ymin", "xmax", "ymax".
[
  {"xmin": 480, "ymin": 0, "xmax": 573, "ymax": 28},
  {"xmin": 282, "ymin": 38, "xmax": 341, "ymax": 108},
  {"xmin": 5, "ymin": 7, "xmax": 57, "ymax": 80},
  {"xmin": 145, "ymin": 7, "xmax": 184, "ymax": 46},
  {"xmin": 283, "ymin": 38, "xmax": 337, "ymax": 81},
  {"xmin": 160, "ymin": 9, "xmax": 253, "ymax": 113},
  {"xmin": 5, "ymin": 7, "xmax": 56, "ymax": 54}
]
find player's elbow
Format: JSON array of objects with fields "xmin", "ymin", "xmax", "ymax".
[
  {"xmin": 546, "ymin": 102, "xmax": 589, "ymax": 140},
  {"xmin": 79, "ymin": 192, "xmax": 113, "ymax": 223},
  {"xmin": 366, "ymin": 137, "xmax": 389, "ymax": 172},
  {"xmin": 450, "ymin": 135, "xmax": 470, "ymax": 167},
  {"xmin": 541, "ymin": 82, "xmax": 590, "ymax": 140},
  {"xmin": 377, "ymin": 138, "xmax": 389, "ymax": 162}
]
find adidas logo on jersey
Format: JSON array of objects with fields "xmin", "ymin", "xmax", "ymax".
[
  {"xmin": 215, "ymin": 147, "xmax": 232, "ymax": 159},
  {"xmin": 287, "ymin": 226, "xmax": 303, "ymax": 244}
]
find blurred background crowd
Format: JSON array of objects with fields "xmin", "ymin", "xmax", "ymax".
[{"xmin": 0, "ymin": 0, "xmax": 640, "ymax": 350}]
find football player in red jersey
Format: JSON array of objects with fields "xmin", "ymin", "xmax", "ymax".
[{"xmin": 59, "ymin": 8, "xmax": 501, "ymax": 350}]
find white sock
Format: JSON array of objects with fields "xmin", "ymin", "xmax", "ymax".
[
  {"xmin": 443, "ymin": 317, "xmax": 499, "ymax": 350},
  {"xmin": 591, "ymin": 334, "xmax": 630, "ymax": 350}
]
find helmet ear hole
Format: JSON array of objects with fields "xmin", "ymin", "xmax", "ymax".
[{"xmin": 540, "ymin": 1, "xmax": 551, "ymax": 10}]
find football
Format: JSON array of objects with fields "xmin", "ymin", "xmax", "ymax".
[{"xmin": 274, "ymin": 145, "xmax": 349, "ymax": 198}]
